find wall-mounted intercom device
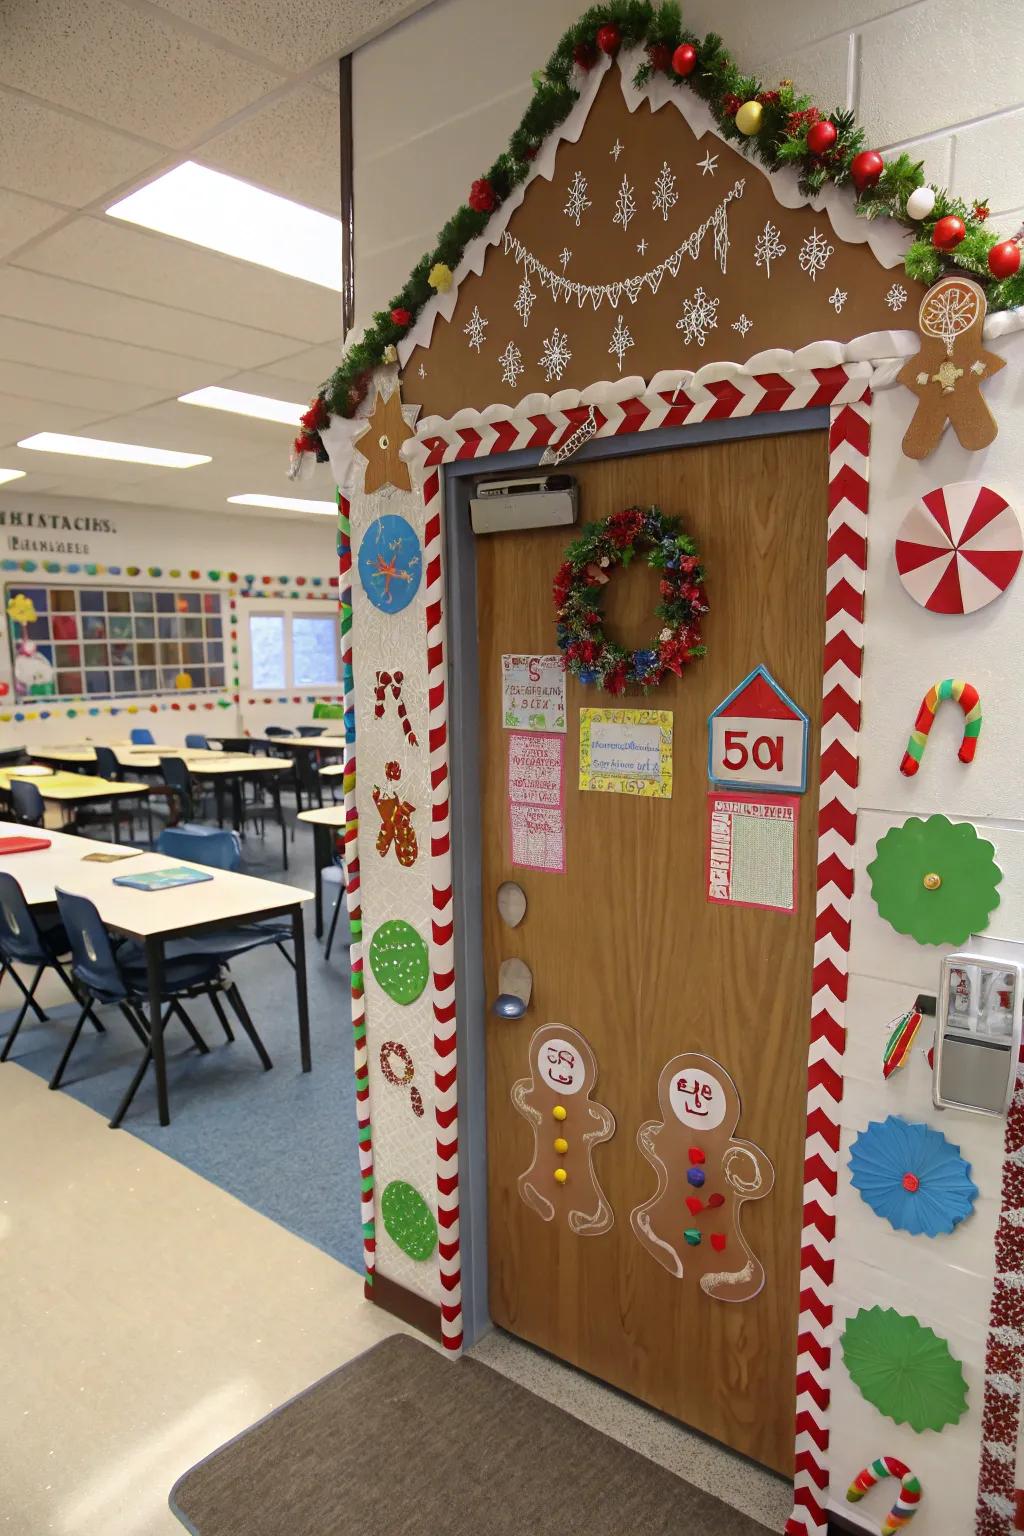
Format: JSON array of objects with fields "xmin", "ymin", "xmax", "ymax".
[
  {"xmin": 469, "ymin": 473, "xmax": 577, "ymax": 535},
  {"xmin": 933, "ymin": 940, "xmax": 1024, "ymax": 1117}
]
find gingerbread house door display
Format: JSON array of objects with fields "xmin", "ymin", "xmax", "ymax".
[{"xmin": 304, "ymin": 12, "xmax": 1024, "ymax": 1536}]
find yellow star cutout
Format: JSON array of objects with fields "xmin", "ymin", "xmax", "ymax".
[{"xmin": 355, "ymin": 384, "xmax": 414, "ymax": 495}]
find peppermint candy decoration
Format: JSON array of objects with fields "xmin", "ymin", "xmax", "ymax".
[{"xmin": 895, "ymin": 483, "xmax": 1022, "ymax": 615}]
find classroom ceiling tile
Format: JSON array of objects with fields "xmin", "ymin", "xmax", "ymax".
[
  {"xmin": 258, "ymin": 343, "xmax": 345, "ymax": 386},
  {"xmin": 198, "ymin": 85, "xmax": 341, "ymax": 214},
  {"xmin": 0, "ymin": 316, "xmax": 232, "ymax": 393},
  {"xmin": 0, "ymin": 392, "xmax": 105, "ymax": 441},
  {"xmin": 0, "ymin": 189, "xmax": 68, "ymax": 260},
  {"xmin": 0, "ymin": 361, "xmax": 172, "ymax": 416},
  {"xmin": 0, "ymin": 88, "xmax": 163, "ymax": 207},
  {"xmin": 146, "ymin": 0, "xmax": 435, "ymax": 74}
]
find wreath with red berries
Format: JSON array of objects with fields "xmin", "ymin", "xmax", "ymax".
[{"xmin": 553, "ymin": 505, "xmax": 707, "ymax": 694}]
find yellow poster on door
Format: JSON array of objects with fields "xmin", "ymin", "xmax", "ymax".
[{"xmin": 578, "ymin": 708, "xmax": 673, "ymax": 798}]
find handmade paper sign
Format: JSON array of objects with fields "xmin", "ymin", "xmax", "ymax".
[
  {"xmin": 502, "ymin": 654, "xmax": 567, "ymax": 732},
  {"xmin": 707, "ymin": 665, "xmax": 809, "ymax": 793},
  {"xmin": 579, "ymin": 707, "xmax": 672, "ymax": 798},
  {"xmin": 507, "ymin": 731, "xmax": 565, "ymax": 873},
  {"xmin": 706, "ymin": 791, "xmax": 798, "ymax": 912}
]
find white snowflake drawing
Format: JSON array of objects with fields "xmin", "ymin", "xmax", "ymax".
[
  {"xmin": 697, "ymin": 150, "xmax": 719, "ymax": 177},
  {"xmin": 539, "ymin": 327, "xmax": 573, "ymax": 383},
  {"xmin": 636, "ymin": 237, "xmax": 648, "ymax": 256},
  {"xmin": 885, "ymin": 283, "xmax": 909, "ymax": 313},
  {"xmin": 559, "ymin": 248, "xmax": 572, "ymax": 270},
  {"xmin": 463, "ymin": 305, "xmax": 488, "ymax": 352},
  {"xmin": 675, "ymin": 286, "xmax": 719, "ymax": 347},
  {"xmin": 754, "ymin": 221, "xmax": 787, "ymax": 278},
  {"xmin": 612, "ymin": 173, "xmax": 637, "ymax": 233},
  {"xmin": 651, "ymin": 161, "xmax": 678, "ymax": 222},
  {"xmin": 417, "ymin": 363, "xmax": 426, "ymax": 378},
  {"xmin": 513, "ymin": 272, "xmax": 536, "ymax": 328},
  {"xmin": 610, "ymin": 139, "xmax": 624, "ymax": 161},
  {"xmin": 732, "ymin": 314, "xmax": 753, "ymax": 338},
  {"xmin": 563, "ymin": 170, "xmax": 592, "ymax": 226},
  {"xmin": 498, "ymin": 339, "xmax": 525, "ymax": 389},
  {"xmin": 828, "ymin": 287, "xmax": 848, "ymax": 314},
  {"xmin": 798, "ymin": 227, "xmax": 835, "ymax": 282},
  {"xmin": 608, "ymin": 314, "xmax": 635, "ymax": 372}
]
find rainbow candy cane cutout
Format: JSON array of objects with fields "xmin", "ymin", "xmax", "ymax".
[
  {"xmin": 900, "ymin": 678, "xmax": 981, "ymax": 777},
  {"xmin": 847, "ymin": 1456, "xmax": 922, "ymax": 1533}
]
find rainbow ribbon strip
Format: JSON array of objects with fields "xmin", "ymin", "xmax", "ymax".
[
  {"xmin": 900, "ymin": 678, "xmax": 981, "ymax": 777},
  {"xmin": 848, "ymin": 1456, "xmax": 922, "ymax": 1533},
  {"xmin": 882, "ymin": 1009, "xmax": 924, "ymax": 1079}
]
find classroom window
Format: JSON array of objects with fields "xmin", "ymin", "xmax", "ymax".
[
  {"xmin": 4, "ymin": 582, "xmax": 227, "ymax": 700},
  {"xmin": 248, "ymin": 610, "xmax": 339, "ymax": 691},
  {"xmin": 249, "ymin": 614, "xmax": 286, "ymax": 690}
]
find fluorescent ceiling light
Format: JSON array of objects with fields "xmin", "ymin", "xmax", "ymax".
[
  {"xmin": 107, "ymin": 162, "xmax": 342, "ymax": 290},
  {"xmin": 228, "ymin": 493, "xmax": 337, "ymax": 516},
  {"xmin": 178, "ymin": 386, "xmax": 306, "ymax": 426},
  {"xmin": 18, "ymin": 433, "xmax": 210, "ymax": 468},
  {"xmin": 0, "ymin": 468, "xmax": 26, "ymax": 485}
]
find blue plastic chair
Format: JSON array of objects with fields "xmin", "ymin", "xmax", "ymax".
[
  {"xmin": 0, "ymin": 872, "xmax": 105, "ymax": 1061},
  {"xmin": 296, "ymin": 726, "xmax": 327, "ymax": 737},
  {"xmin": 264, "ymin": 726, "xmax": 290, "ymax": 737},
  {"xmin": 93, "ymin": 745, "xmax": 122, "ymax": 780},
  {"xmin": 185, "ymin": 733, "xmax": 210, "ymax": 750},
  {"xmin": 159, "ymin": 756, "xmax": 195, "ymax": 823},
  {"xmin": 323, "ymin": 864, "xmax": 350, "ymax": 959},
  {"xmin": 54, "ymin": 888, "xmax": 271, "ymax": 1128},
  {"xmin": 10, "ymin": 779, "xmax": 45, "ymax": 827},
  {"xmin": 154, "ymin": 827, "xmax": 295, "ymax": 968},
  {"xmin": 130, "ymin": 728, "xmax": 155, "ymax": 745}
]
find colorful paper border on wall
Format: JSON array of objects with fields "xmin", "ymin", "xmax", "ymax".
[{"xmin": 578, "ymin": 707, "xmax": 672, "ymax": 798}]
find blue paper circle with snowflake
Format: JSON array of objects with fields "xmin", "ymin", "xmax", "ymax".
[
  {"xmin": 357, "ymin": 514, "xmax": 422, "ymax": 614},
  {"xmin": 849, "ymin": 1115, "xmax": 978, "ymax": 1237}
]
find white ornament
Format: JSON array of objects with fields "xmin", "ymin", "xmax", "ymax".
[
  {"xmin": 754, "ymin": 220, "xmax": 787, "ymax": 278},
  {"xmin": 608, "ymin": 313, "xmax": 634, "ymax": 372},
  {"xmin": 906, "ymin": 185, "xmax": 937, "ymax": 221},
  {"xmin": 798, "ymin": 227, "xmax": 834, "ymax": 281},
  {"xmin": 498, "ymin": 339, "xmax": 525, "ymax": 388},
  {"xmin": 885, "ymin": 282, "xmax": 909, "ymax": 312},
  {"xmin": 538, "ymin": 327, "xmax": 572, "ymax": 382},
  {"xmin": 636, "ymin": 238, "xmax": 648, "ymax": 256},
  {"xmin": 463, "ymin": 305, "xmax": 488, "ymax": 352},
  {"xmin": 676, "ymin": 286, "xmax": 719, "ymax": 347},
  {"xmin": 612, "ymin": 173, "xmax": 637, "ymax": 233},
  {"xmin": 610, "ymin": 139, "xmax": 624, "ymax": 161},
  {"xmin": 651, "ymin": 161, "xmax": 678, "ymax": 222},
  {"xmin": 513, "ymin": 272, "xmax": 536, "ymax": 328},
  {"xmin": 731, "ymin": 313, "xmax": 753, "ymax": 337},
  {"xmin": 559, "ymin": 248, "xmax": 572, "ymax": 270},
  {"xmin": 697, "ymin": 150, "xmax": 718, "ymax": 177},
  {"xmin": 563, "ymin": 170, "xmax": 592, "ymax": 226},
  {"xmin": 828, "ymin": 287, "xmax": 848, "ymax": 314}
]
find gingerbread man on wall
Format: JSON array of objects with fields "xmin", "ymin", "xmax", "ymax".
[
  {"xmin": 897, "ymin": 276, "xmax": 1006, "ymax": 459},
  {"xmin": 630, "ymin": 1053, "xmax": 774, "ymax": 1302},
  {"xmin": 511, "ymin": 1023, "xmax": 615, "ymax": 1236}
]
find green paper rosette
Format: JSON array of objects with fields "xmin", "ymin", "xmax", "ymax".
[
  {"xmin": 867, "ymin": 814, "xmax": 1001, "ymax": 946},
  {"xmin": 841, "ymin": 1306, "xmax": 968, "ymax": 1432}
]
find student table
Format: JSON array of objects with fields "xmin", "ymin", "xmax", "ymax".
[
  {"xmin": 0, "ymin": 821, "xmax": 313, "ymax": 1126},
  {"xmin": 0, "ymin": 770, "xmax": 149, "ymax": 840},
  {"xmin": 297, "ymin": 804, "xmax": 346, "ymax": 938}
]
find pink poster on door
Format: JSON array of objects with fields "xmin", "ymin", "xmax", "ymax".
[{"xmin": 507, "ymin": 732, "xmax": 565, "ymax": 872}]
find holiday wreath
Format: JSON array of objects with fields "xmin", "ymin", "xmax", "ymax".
[{"xmin": 554, "ymin": 504, "xmax": 707, "ymax": 693}]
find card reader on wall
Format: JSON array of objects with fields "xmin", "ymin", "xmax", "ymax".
[
  {"xmin": 933, "ymin": 943, "xmax": 1024, "ymax": 1117},
  {"xmin": 469, "ymin": 474, "xmax": 577, "ymax": 535}
]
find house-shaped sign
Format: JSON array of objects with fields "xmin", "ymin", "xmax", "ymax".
[{"xmin": 707, "ymin": 665, "xmax": 809, "ymax": 794}]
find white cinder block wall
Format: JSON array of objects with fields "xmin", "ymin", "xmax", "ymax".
[{"xmin": 351, "ymin": 0, "xmax": 1024, "ymax": 328}]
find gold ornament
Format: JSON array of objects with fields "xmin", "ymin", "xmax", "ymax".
[
  {"xmin": 923, "ymin": 871, "xmax": 942, "ymax": 891},
  {"xmin": 428, "ymin": 262, "xmax": 454, "ymax": 294},
  {"xmin": 381, "ymin": 343, "xmax": 398, "ymax": 365},
  {"xmin": 735, "ymin": 100, "xmax": 764, "ymax": 136}
]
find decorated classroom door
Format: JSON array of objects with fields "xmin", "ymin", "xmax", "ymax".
[{"xmin": 477, "ymin": 431, "xmax": 827, "ymax": 1475}]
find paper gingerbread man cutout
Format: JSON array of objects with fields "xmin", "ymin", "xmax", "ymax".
[
  {"xmin": 630, "ymin": 1052, "xmax": 774, "ymax": 1302},
  {"xmin": 372, "ymin": 760, "xmax": 418, "ymax": 867},
  {"xmin": 897, "ymin": 276, "xmax": 1006, "ymax": 459},
  {"xmin": 511, "ymin": 1023, "xmax": 615, "ymax": 1236}
]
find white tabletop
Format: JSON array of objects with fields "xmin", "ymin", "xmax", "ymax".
[
  {"xmin": 317, "ymin": 763, "xmax": 346, "ymax": 778},
  {"xmin": 250, "ymin": 734, "xmax": 346, "ymax": 750},
  {"xmin": 297, "ymin": 806, "xmax": 347, "ymax": 827}
]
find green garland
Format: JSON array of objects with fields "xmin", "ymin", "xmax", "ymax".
[{"xmin": 303, "ymin": 0, "xmax": 1022, "ymax": 443}]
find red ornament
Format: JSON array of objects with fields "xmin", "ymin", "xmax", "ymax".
[
  {"xmin": 933, "ymin": 215, "xmax": 966, "ymax": 250},
  {"xmin": 523, "ymin": 143, "xmax": 539, "ymax": 161},
  {"xmin": 573, "ymin": 39, "xmax": 598, "ymax": 70},
  {"xmin": 806, "ymin": 119, "xmax": 837, "ymax": 156},
  {"xmin": 468, "ymin": 178, "xmax": 496, "ymax": 213},
  {"xmin": 988, "ymin": 239, "xmax": 1022, "ymax": 278},
  {"xmin": 596, "ymin": 23, "xmax": 620, "ymax": 54},
  {"xmin": 647, "ymin": 42, "xmax": 672, "ymax": 72},
  {"xmin": 721, "ymin": 91, "xmax": 742, "ymax": 117},
  {"xmin": 671, "ymin": 42, "xmax": 697, "ymax": 75},
  {"xmin": 390, "ymin": 306, "xmax": 412, "ymax": 327},
  {"xmin": 974, "ymin": 202, "xmax": 990, "ymax": 222},
  {"xmin": 850, "ymin": 149, "xmax": 884, "ymax": 191}
]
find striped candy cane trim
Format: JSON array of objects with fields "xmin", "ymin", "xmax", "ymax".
[
  {"xmin": 374, "ymin": 668, "xmax": 420, "ymax": 747},
  {"xmin": 338, "ymin": 495, "xmax": 375, "ymax": 1291},
  {"xmin": 848, "ymin": 1456, "xmax": 922, "ymax": 1533},
  {"xmin": 787, "ymin": 392, "xmax": 870, "ymax": 1536},
  {"xmin": 899, "ymin": 677, "xmax": 982, "ymax": 777}
]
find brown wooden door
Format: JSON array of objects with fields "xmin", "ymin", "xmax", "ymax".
[{"xmin": 476, "ymin": 430, "xmax": 828, "ymax": 1475}]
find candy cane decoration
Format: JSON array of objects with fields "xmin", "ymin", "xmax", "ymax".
[
  {"xmin": 848, "ymin": 1457, "xmax": 922, "ymax": 1533},
  {"xmin": 900, "ymin": 678, "xmax": 981, "ymax": 776},
  {"xmin": 373, "ymin": 669, "xmax": 419, "ymax": 747}
]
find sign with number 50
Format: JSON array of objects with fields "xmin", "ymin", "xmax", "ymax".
[{"xmin": 707, "ymin": 665, "xmax": 809, "ymax": 794}]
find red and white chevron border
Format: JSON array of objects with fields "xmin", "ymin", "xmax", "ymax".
[{"xmin": 786, "ymin": 392, "xmax": 871, "ymax": 1536}]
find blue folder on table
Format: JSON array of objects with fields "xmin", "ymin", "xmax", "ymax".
[{"xmin": 112, "ymin": 866, "xmax": 213, "ymax": 892}]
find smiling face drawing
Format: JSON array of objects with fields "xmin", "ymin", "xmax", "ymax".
[
  {"xmin": 537, "ymin": 1036, "xmax": 587, "ymax": 1094},
  {"xmin": 669, "ymin": 1067, "xmax": 727, "ymax": 1130}
]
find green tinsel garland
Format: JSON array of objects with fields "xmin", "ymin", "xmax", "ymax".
[{"xmin": 309, "ymin": 0, "xmax": 1024, "ymax": 433}]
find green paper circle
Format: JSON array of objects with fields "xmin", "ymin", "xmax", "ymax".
[
  {"xmin": 369, "ymin": 919, "xmax": 429, "ymax": 1004},
  {"xmin": 381, "ymin": 1180, "xmax": 437, "ymax": 1261},
  {"xmin": 867, "ymin": 814, "xmax": 1001, "ymax": 946},
  {"xmin": 841, "ymin": 1305, "xmax": 968, "ymax": 1432}
]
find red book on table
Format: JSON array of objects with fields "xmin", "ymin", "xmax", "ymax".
[{"xmin": 0, "ymin": 836, "xmax": 52, "ymax": 855}]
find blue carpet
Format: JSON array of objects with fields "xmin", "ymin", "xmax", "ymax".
[{"xmin": 1, "ymin": 815, "xmax": 363, "ymax": 1274}]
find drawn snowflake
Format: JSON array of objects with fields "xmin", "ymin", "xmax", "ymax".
[
  {"xmin": 829, "ymin": 287, "xmax": 848, "ymax": 314},
  {"xmin": 498, "ymin": 339, "xmax": 525, "ymax": 389},
  {"xmin": 798, "ymin": 227, "xmax": 835, "ymax": 281},
  {"xmin": 563, "ymin": 170, "xmax": 592, "ymax": 226},
  {"xmin": 538, "ymin": 327, "xmax": 572, "ymax": 383},
  {"xmin": 610, "ymin": 138, "xmax": 624, "ymax": 161},
  {"xmin": 513, "ymin": 272, "xmax": 536, "ymax": 328},
  {"xmin": 754, "ymin": 220, "xmax": 787, "ymax": 278},
  {"xmin": 675, "ymin": 286, "xmax": 719, "ymax": 347},
  {"xmin": 612, "ymin": 173, "xmax": 637, "ymax": 233},
  {"xmin": 463, "ymin": 304, "xmax": 488, "ymax": 352},
  {"xmin": 732, "ymin": 314, "xmax": 753, "ymax": 338},
  {"xmin": 697, "ymin": 150, "xmax": 718, "ymax": 176},
  {"xmin": 886, "ymin": 283, "xmax": 909, "ymax": 313},
  {"xmin": 608, "ymin": 314, "xmax": 635, "ymax": 372},
  {"xmin": 417, "ymin": 363, "xmax": 426, "ymax": 378},
  {"xmin": 651, "ymin": 161, "xmax": 678, "ymax": 222},
  {"xmin": 559, "ymin": 247, "xmax": 572, "ymax": 270},
  {"xmin": 636, "ymin": 237, "xmax": 648, "ymax": 256}
]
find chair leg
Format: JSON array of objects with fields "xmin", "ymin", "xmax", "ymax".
[
  {"xmin": 274, "ymin": 939, "xmax": 297, "ymax": 972},
  {"xmin": 119, "ymin": 1003, "xmax": 150, "ymax": 1047},
  {"xmin": 50, "ymin": 958, "xmax": 105, "ymax": 1033},
  {"xmin": 1, "ymin": 959, "xmax": 49, "ymax": 1024},
  {"xmin": 0, "ymin": 965, "xmax": 44, "ymax": 1061},
  {"xmin": 206, "ymin": 986, "xmax": 235, "ymax": 1042},
  {"xmin": 224, "ymin": 983, "xmax": 272, "ymax": 1071},
  {"xmin": 48, "ymin": 1003, "xmax": 93, "ymax": 1090},
  {"xmin": 170, "ymin": 999, "xmax": 209, "ymax": 1054},
  {"xmin": 109, "ymin": 1043, "xmax": 153, "ymax": 1130},
  {"xmin": 324, "ymin": 891, "xmax": 344, "ymax": 960}
]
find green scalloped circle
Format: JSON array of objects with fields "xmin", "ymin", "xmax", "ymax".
[
  {"xmin": 867, "ymin": 814, "xmax": 1001, "ymax": 946},
  {"xmin": 369, "ymin": 919, "xmax": 429, "ymax": 1004},
  {"xmin": 841, "ymin": 1305, "xmax": 968, "ymax": 1432},
  {"xmin": 381, "ymin": 1180, "xmax": 437, "ymax": 1262}
]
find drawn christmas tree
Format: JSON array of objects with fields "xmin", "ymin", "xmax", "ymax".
[
  {"xmin": 798, "ymin": 228, "xmax": 835, "ymax": 282},
  {"xmin": 754, "ymin": 221, "xmax": 787, "ymax": 278},
  {"xmin": 651, "ymin": 162, "xmax": 678, "ymax": 222},
  {"xmin": 612, "ymin": 173, "xmax": 637, "ymax": 233},
  {"xmin": 563, "ymin": 170, "xmax": 591, "ymax": 227}
]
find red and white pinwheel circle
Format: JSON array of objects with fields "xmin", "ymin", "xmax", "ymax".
[{"xmin": 895, "ymin": 483, "xmax": 1022, "ymax": 615}]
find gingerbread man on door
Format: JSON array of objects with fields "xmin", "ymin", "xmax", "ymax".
[
  {"xmin": 630, "ymin": 1052, "xmax": 774, "ymax": 1301},
  {"xmin": 511, "ymin": 1023, "xmax": 615, "ymax": 1236}
]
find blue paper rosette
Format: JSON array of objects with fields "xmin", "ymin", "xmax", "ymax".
[{"xmin": 849, "ymin": 1116, "xmax": 977, "ymax": 1237}]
